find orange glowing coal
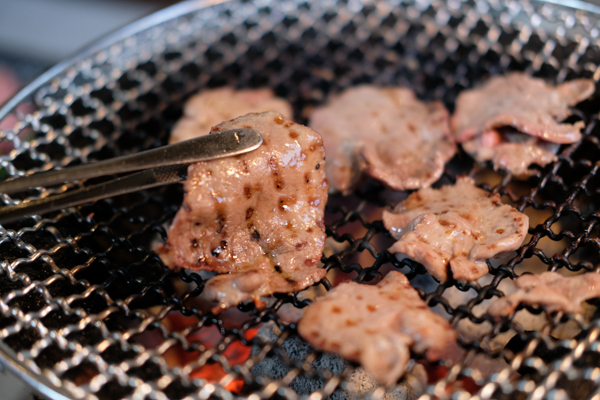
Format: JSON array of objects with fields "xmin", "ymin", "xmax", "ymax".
[
  {"xmin": 422, "ymin": 362, "xmax": 480, "ymax": 395},
  {"xmin": 165, "ymin": 312, "xmax": 257, "ymax": 393}
]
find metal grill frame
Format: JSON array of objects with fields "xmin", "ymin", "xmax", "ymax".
[{"xmin": 1, "ymin": 0, "xmax": 600, "ymax": 399}]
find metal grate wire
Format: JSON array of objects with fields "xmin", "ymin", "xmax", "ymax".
[{"xmin": 1, "ymin": 0, "xmax": 600, "ymax": 399}]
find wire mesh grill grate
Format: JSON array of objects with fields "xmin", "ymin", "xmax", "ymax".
[{"xmin": 1, "ymin": 0, "xmax": 600, "ymax": 399}]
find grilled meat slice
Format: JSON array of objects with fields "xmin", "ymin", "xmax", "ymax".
[
  {"xmin": 382, "ymin": 177, "xmax": 528, "ymax": 282},
  {"xmin": 488, "ymin": 271, "xmax": 600, "ymax": 318},
  {"xmin": 451, "ymin": 73, "xmax": 594, "ymax": 144},
  {"xmin": 158, "ymin": 111, "xmax": 328, "ymax": 311},
  {"xmin": 309, "ymin": 86, "xmax": 455, "ymax": 194},
  {"xmin": 298, "ymin": 271, "xmax": 456, "ymax": 386},
  {"xmin": 462, "ymin": 128, "xmax": 561, "ymax": 176},
  {"xmin": 169, "ymin": 87, "xmax": 292, "ymax": 144}
]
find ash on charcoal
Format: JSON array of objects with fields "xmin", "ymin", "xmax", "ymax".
[
  {"xmin": 346, "ymin": 365, "xmax": 426, "ymax": 400},
  {"xmin": 251, "ymin": 322, "xmax": 425, "ymax": 400}
]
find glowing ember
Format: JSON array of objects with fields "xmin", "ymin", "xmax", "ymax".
[
  {"xmin": 422, "ymin": 362, "xmax": 480, "ymax": 395},
  {"xmin": 164, "ymin": 312, "xmax": 257, "ymax": 393}
]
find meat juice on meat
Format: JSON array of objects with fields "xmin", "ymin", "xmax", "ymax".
[
  {"xmin": 309, "ymin": 86, "xmax": 455, "ymax": 194},
  {"xmin": 170, "ymin": 87, "xmax": 292, "ymax": 144},
  {"xmin": 159, "ymin": 111, "xmax": 328, "ymax": 312},
  {"xmin": 297, "ymin": 270, "xmax": 456, "ymax": 386},
  {"xmin": 382, "ymin": 177, "xmax": 529, "ymax": 282}
]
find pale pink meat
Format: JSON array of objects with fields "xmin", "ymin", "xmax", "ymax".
[
  {"xmin": 0, "ymin": 66, "xmax": 30, "ymax": 153},
  {"xmin": 451, "ymin": 73, "xmax": 594, "ymax": 144},
  {"xmin": 0, "ymin": 65, "xmax": 19, "ymax": 104},
  {"xmin": 169, "ymin": 87, "xmax": 292, "ymax": 144},
  {"xmin": 297, "ymin": 271, "xmax": 456, "ymax": 386},
  {"xmin": 309, "ymin": 86, "xmax": 456, "ymax": 194},
  {"xmin": 158, "ymin": 112, "xmax": 328, "ymax": 311},
  {"xmin": 488, "ymin": 271, "xmax": 600, "ymax": 318},
  {"xmin": 382, "ymin": 177, "xmax": 529, "ymax": 282},
  {"xmin": 462, "ymin": 129, "xmax": 560, "ymax": 176}
]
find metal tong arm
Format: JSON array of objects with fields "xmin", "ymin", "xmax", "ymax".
[
  {"xmin": 0, "ymin": 165, "xmax": 189, "ymax": 224},
  {"xmin": 0, "ymin": 129, "xmax": 262, "ymax": 224},
  {"xmin": 0, "ymin": 128, "xmax": 262, "ymax": 195}
]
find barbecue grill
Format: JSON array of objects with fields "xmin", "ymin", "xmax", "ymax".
[{"xmin": 1, "ymin": 0, "xmax": 600, "ymax": 399}]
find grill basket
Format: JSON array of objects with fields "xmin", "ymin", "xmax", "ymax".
[{"xmin": 1, "ymin": 0, "xmax": 600, "ymax": 399}]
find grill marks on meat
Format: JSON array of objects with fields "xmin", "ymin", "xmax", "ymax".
[
  {"xmin": 297, "ymin": 271, "xmax": 456, "ymax": 386},
  {"xmin": 309, "ymin": 86, "xmax": 456, "ymax": 194},
  {"xmin": 169, "ymin": 87, "xmax": 292, "ymax": 144},
  {"xmin": 488, "ymin": 271, "xmax": 600, "ymax": 318},
  {"xmin": 382, "ymin": 177, "xmax": 529, "ymax": 282},
  {"xmin": 158, "ymin": 112, "xmax": 328, "ymax": 311},
  {"xmin": 452, "ymin": 73, "xmax": 594, "ymax": 175}
]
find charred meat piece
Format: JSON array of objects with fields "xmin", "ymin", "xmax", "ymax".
[
  {"xmin": 451, "ymin": 73, "xmax": 594, "ymax": 144},
  {"xmin": 309, "ymin": 86, "xmax": 456, "ymax": 194},
  {"xmin": 298, "ymin": 271, "xmax": 456, "ymax": 387},
  {"xmin": 158, "ymin": 111, "xmax": 328, "ymax": 311},
  {"xmin": 461, "ymin": 128, "xmax": 560, "ymax": 177},
  {"xmin": 382, "ymin": 177, "xmax": 529, "ymax": 282},
  {"xmin": 488, "ymin": 271, "xmax": 600, "ymax": 318},
  {"xmin": 169, "ymin": 87, "xmax": 292, "ymax": 143}
]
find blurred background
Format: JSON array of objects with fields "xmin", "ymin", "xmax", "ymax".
[
  {"xmin": 1, "ymin": 0, "xmax": 600, "ymax": 103},
  {"xmin": 0, "ymin": 0, "xmax": 178, "ymax": 112}
]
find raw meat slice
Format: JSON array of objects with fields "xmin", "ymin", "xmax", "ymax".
[
  {"xmin": 309, "ymin": 86, "xmax": 455, "ymax": 194},
  {"xmin": 158, "ymin": 111, "xmax": 328, "ymax": 311},
  {"xmin": 462, "ymin": 129, "xmax": 560, "ymax": 176},
  {"xmin": 297, "ymin": 271, "xmax": 456, "ymax": 386},
  {"xmin": 170, "ymin": 87, "xmax": 292, "ymax": 143},
  {"xmin": 488, "ymin": 271, "xmax": 600, "ymax": 318},
  {"xmin": 382, "ymin": 177, "xmax": 529, "ymax": 282},
  {"xmin": 451, "ymin": 73, "xmax": 594, "ymax": 144}
]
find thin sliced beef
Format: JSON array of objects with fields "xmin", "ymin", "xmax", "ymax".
[
  {"xmin": 309, "ymin": 86, "xmax": 455, "ymax": 194},
  {"xmin": 382, "ymin": 177, "xmax": 529, "ymax": 282},
  {"xmin": 488, "ymin": 271, "xmax": 600, "ymax": 318},
  {"xmin": 462, "ymin": 128, "xmax": 560, "ymax": 176},
  {"xmin": 170, "ymin": 87, "xmax": 292, "ymax": 143},
  {"xmin": 158, "ymin": 112, "xmax": 328, "ymax": 311},
  {"xmin": 451, "ymin": 73, "xmax": 594, "ymax": 144},
  {"xmin": 298, "ymin": 271, "xmax": 456, "ymax": 386}
]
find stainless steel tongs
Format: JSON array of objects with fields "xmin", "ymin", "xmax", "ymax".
[{"xmin": 0, "ymin": 128, "xmax": 262, "ymax": 224}]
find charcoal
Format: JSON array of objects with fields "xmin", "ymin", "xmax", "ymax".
[{"xmin": 251, "ymin": 322, "xmax": 424, "ymax": 400}]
